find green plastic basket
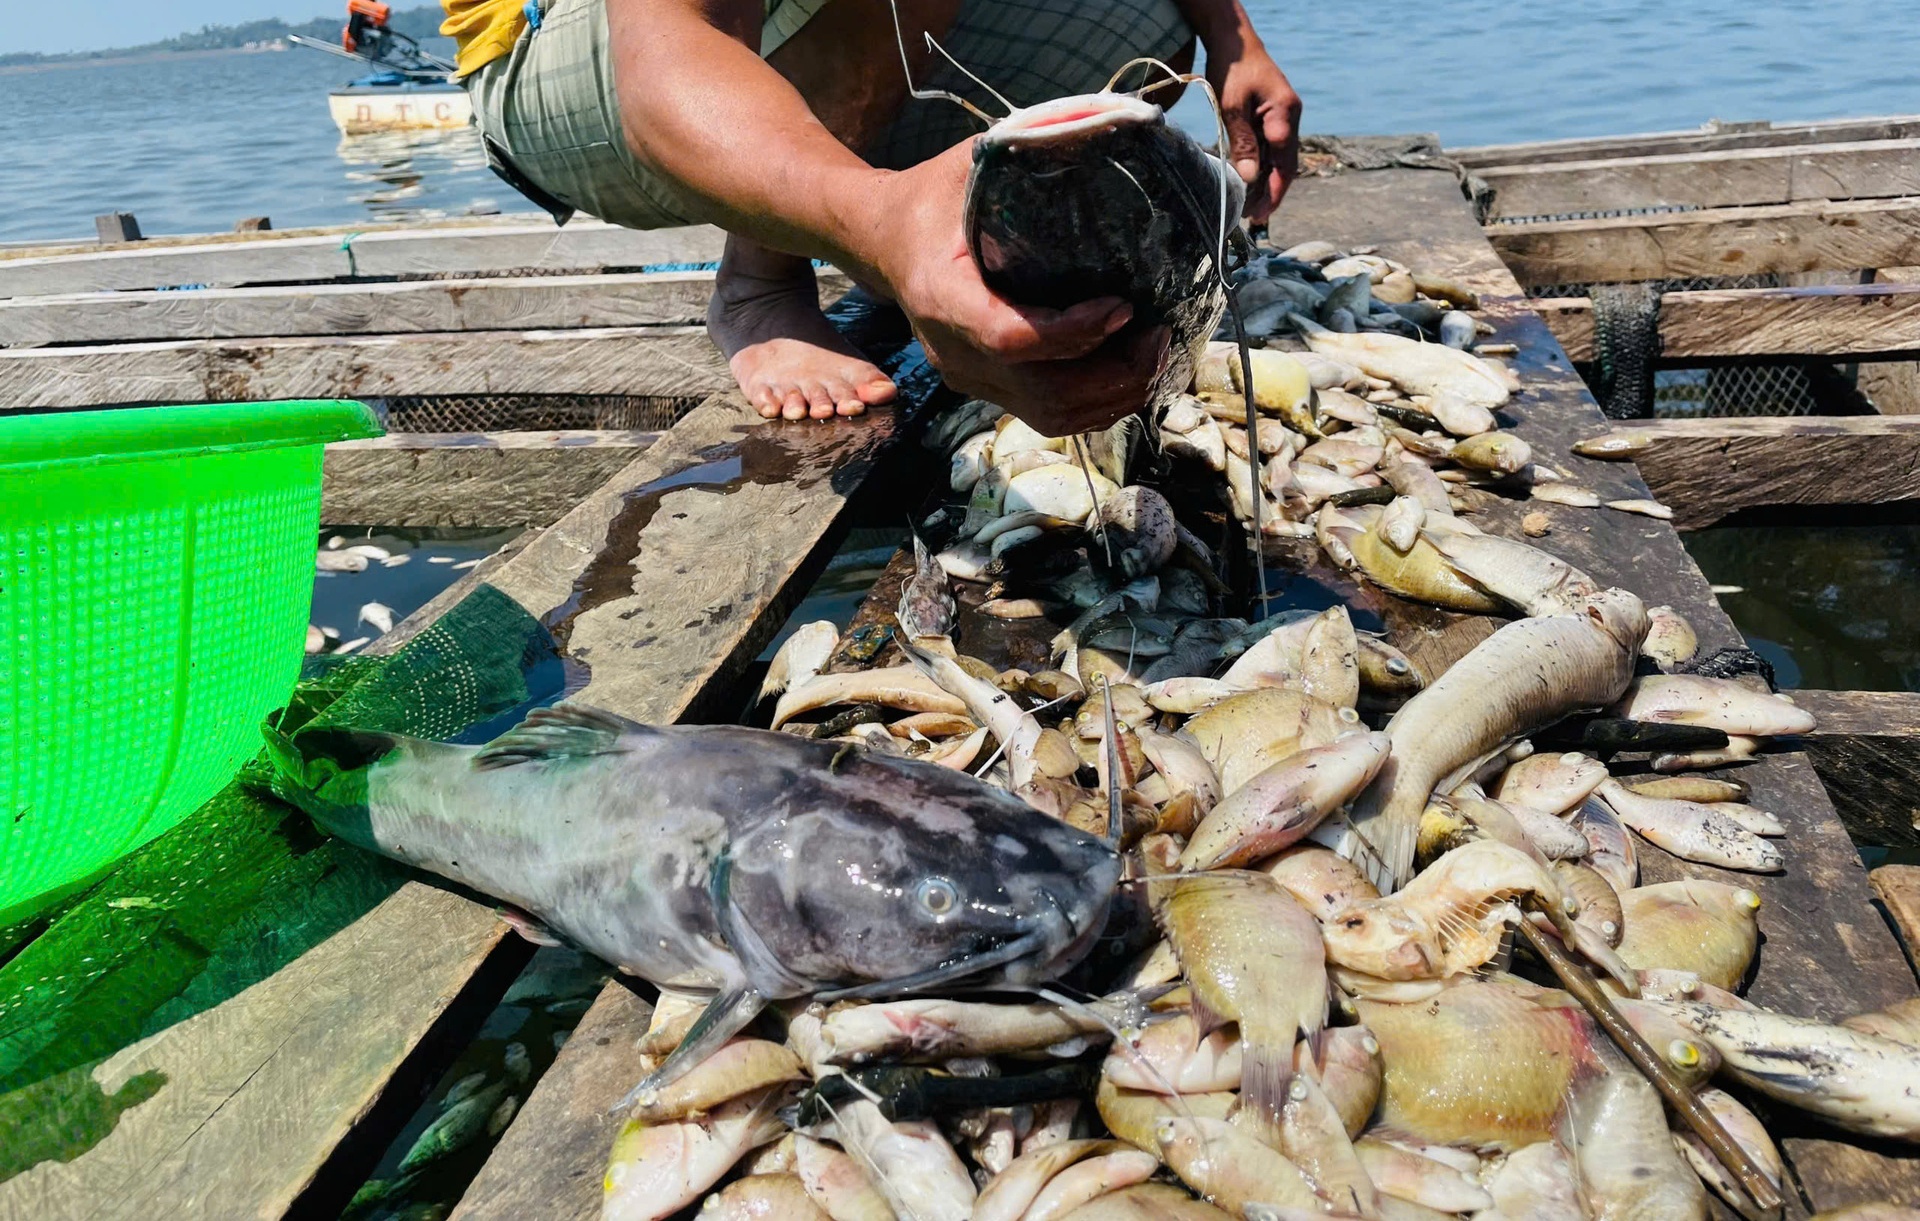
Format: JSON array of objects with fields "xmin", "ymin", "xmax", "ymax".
[{"xmin": 0, "ymin": 400, "xmax": 383, "ymax": 924}]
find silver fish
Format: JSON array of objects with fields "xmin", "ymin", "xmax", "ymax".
[{"xmin": 264, "ymin": 704, "xmax": 1118, "ymax": 1102}]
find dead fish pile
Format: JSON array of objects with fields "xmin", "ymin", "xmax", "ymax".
[{"xmin": 570, "ymin": 232, "xmax": 1920, "ymax": 1217}]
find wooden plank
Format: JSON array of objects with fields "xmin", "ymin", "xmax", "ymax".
[
  {"xmin": 1534, "ymin": 281, "xmax": 1920, "ymax": 361},
  {"xmin": 1277, "ymin": 167, "xmax": 1920, "ymax": 1213},
  {"xmin": 1488, "ymin": 197, "xmax": 1920, "ymax": 286},
  {"xmin": 1795, "ymin": 691, "xmax": 1920, "ymax": 851},
  {"xmin": 1861, "ymin": 267, "xmax": 1920, "ymax": 414},
  {"xmin": 0, "ymin": 212, "xmax": 545, "ymax": 262},
  {"xmin": 1870, "ymin": 865, "xmax": 1920, "ymax": 971},
  {"xmin": 1478, "ymin": 138, "xmax": 1920, "ymax": 221},
  {"xmin": 0, "ymin": 884, "xmax": 523, "ymax": 1221},
  {"xmin": 0, "ymin": 326, "xmax": 731, "ymax": 409},
  {"xmin": 1452, "ymin": 114, "xmax": 1920, "ymax": 169},
  {"xmin": 0, "ymin": 270, "xmax": 851, "ymax": 345},
  {"xmin": 1559, "ymin": 417, "xmax": 1920, "ymax": 529},
  {"xmin": 0, "ymin": 219, "xmax": 727, "ymax": 298},
  {"xmin": 323, "ymin": 431, "xmax": 663, "ymax": 529},
  {"xmin": 447, "ymin": 983, "xmax": 655, "ymax": 1221}
]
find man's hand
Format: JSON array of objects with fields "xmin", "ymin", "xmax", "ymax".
[
  {"xmin": 859, "ymin": 142, "xmax": 1169, "ymax": 435},
  {"xmin": 1209, "ymin": 41, "xmax": 1301, "ymax": 223}
]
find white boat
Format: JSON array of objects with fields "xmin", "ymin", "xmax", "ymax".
[{"xmin": 328, "ymin": 76, "xmax": 472, "ymax": 134}]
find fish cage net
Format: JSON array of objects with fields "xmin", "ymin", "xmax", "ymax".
[
  {"xmin": 367, "ymin": 394, "xmax": 703, "ymax": 432},
  {"xmin": 1524, "ymin": 273, "xmax": 1869, "ymax": 418}
]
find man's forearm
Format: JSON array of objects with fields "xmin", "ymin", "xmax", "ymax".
[{"xmin": 603, "ymin": 0, "xmax": 889, "ymax": 278}]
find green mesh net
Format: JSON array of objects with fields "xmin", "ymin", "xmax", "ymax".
[{"xmin": 0, "ymin": 583, "xmax": 557, "ymax": 1181}]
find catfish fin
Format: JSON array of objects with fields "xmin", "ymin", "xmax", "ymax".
[
  {"xmin": 611, "ymin": 986, "xmax": 766, "ymax": 1113},
  {"xmin": 474, "ymin": 703, "xmax": 649, "ymax": 770},
  {"xmin": 495, "ymin": 906, "xmax": 565, "ymax": 948}
]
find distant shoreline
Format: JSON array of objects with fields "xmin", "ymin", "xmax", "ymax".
[{"xmin": 0, "ymin": 45, "xmax": 289, "ymax": 76}]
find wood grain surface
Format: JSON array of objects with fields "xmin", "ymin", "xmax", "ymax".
[
  {"xmin": 1535, "ymin": 281, "xmax": 1920, "ymax": 361},
  {"xmin": 0, "ymin": 326, "xmax": 732, "ymax": 408},
  {"xmin": 1489, "ymin": 197, "xmax": 1920, "ymax": 286}
]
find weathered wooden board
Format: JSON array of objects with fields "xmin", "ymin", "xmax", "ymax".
[
  {"xmin": 1489, "ymin": 197, "xmax": 1920, "ymax": 286},
  {"xmin": 1535, "ymin": 281, "xmax": 1920, "ymax": 361},
  {"xmin": 323, "ymin": 431, "xmax": 662, "ymax": 529},
  {"xmin": 1862, "ymin": 267, "xmax": 1920, "ymax": 414},
  {"xmin": 0, "ymin": 884, "xmax": 522, "ymax": 1221},
  {"xmin": 0, "ymin": 219, "xmax": 727, "ymax": 298},
  {"xmin": 1452, "ymin": 115, "xmax": 1920, "ymax": 169},
  {"xmin": 1796, "ymin": 691, "xmax": 1920, "ymax": 852},
  {"xmin": 0, "ymin": 326, "xmax": 731, "ymax": 409},
  {"xmin": 0, "ymin": 270, "xmax": 853, "ymax": 345},
  {"xmin": 445, "ymin": 984, "xmax": 655, "ymax": 1221},
  {"xmin": 1870, "ymin": 865, "xmax": 1920, "ymax": 972},
  {"xmin": 0, "ymin": 212, "xmax": 546, "ymax": 262},
  {"xmin": 1562, "ymin": 417, "xmax": 1920, "ymax": 529},
  {"xmin": 1478, "ymin": 138, "xmax": 1920, "ymax": 220},
  {"xmin": 1277, "ymin": 167, "xmax": 1920, "ymax": 1213}
]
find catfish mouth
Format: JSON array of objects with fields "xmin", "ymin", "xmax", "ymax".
[{"xmin": 979, "ymin": 93, "xmax": 1163, "ymax": 150}]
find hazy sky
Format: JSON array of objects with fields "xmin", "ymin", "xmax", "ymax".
[{"xmin": 7, "ymin": 1, "xmax": 355, "ymax": 56}]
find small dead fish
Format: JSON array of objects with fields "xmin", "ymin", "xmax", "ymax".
[
  {"xmin": 1641, "ymin": 604, "xmax": 1698, "ymax": 668},
  {"xmin": 1573, "ymin": 429, "xmax": 1653, "ymax": 460},
  {"xmin": 760, "ymin": 621, "xmax": 840, "ymax": 703},
  {"xmin": 1159, "ymin": 873, "xmax": 1327, "ymax": 1132},
  {"xmin": 1612, "ymin": 674, "xmax": 1814, "ymax": 736},
  {"xmin": 603, "ymin": 1086, "xmax": 786, "ymax": 1221},
  {"xmin": 1615, "ymin": 879, "xmax": 1762, "ymax": 990},
  {"xmin": 1624, "ymin": 774, "xmax": 1748, "ymax": 803},
  {"xmin": 316, "ymin": 550, "xmax": 368, "ymax": 573},
  {"xmin": 772, "ymin": 667, "xmax": 968, "ymax": 729},
  {"xmin": 1491, "ymin": 750, "xmax": 1608, "ymax": 816},
  {"xmin": 1597, "ymin": 778, "xmax": 1781, "ymax": 872},
  {"xmin": 358, "ymin": 602, "xmax": 395, "ymax": 634},
  {"xmin": 1606, "ymin": 497, "xmax": 1674, "ymax": 519},
  {"xmin": 1652, "ymin": 734, "xmax": 1761, "ymax": 772},
  {"xmin": 1449, "ymin": 431, "xmax": 1532, "ymax": 474},
  {"xmin": 1179, "ymin": 732, "xmax": 1390, "ymax": 870},
  {"xmin": 1529, "ymin": 482, "xmax": 1601, "ymax": 508},
  {"xmin": 1379, "ymin": 495, "xmax": 1425, "ymax": 553}
]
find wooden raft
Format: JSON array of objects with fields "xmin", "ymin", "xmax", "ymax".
[{"xmin": 435, "ymin": 168, "xmax": 1920, "ymax": 1218}]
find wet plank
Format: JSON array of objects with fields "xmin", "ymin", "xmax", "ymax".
[
  {"xmin": 323, "ymin": 431, "xmax": 663, "ymax": 529},
  {"xmin": 0, "ymin": 884, "xmax": 524, "ymax": 1221},
  {"xmin": 1478, "ymin": 138, "xmax": 1920, "ymax": 220},
  {"xmin": 1452, "ymin": 115, "xmax": 1920, "ymax": 169},
  {"xmin": 0, "ymin": 270, "xmax": 850, "ymax": 345},
  {"xmin": 1561, "ymin": 417, "xmax": 1920, "ymax": 530},
  {"xmin": 1796, "ymin": 691, "xmax": 1920, "ymax": 851},
  {"xmin": 0, "ymin": 326, "xmax": 731, "ymax": 409},
  {"xmin": 1489, "ymin": 197, "xmax": 1920, "ymax": 286},
  {"xmin": 1536, "ymin": 281, "xmax": 1920, "ymax": 362},
  {"xmin": 1278, "ymin": 168, "xmax": 1920, "ymax": 1213},
  {"xmin": 0, "ymin": 219, "xmax": 726, "ymax": 297}
]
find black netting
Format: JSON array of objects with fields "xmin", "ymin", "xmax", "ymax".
[
  {"xmin": 1530, "ymin": 273, "xmax": 1859, "ymax": 418},
  {"xmin": 368, "ymin": 394, "xmax": 702, "ymax": 432}
]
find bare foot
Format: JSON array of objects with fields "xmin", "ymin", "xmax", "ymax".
[{"xmin": 707, "ymin": 237, "xmax": 898, "ymax": 421}]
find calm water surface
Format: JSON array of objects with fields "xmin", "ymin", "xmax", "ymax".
[{"xmin": 4, "ymin": 1, "xmax": 1920, "ymax": 241}]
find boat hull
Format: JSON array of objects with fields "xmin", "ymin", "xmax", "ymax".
[{"xmin": 330, "ymin": 84, "xmax": 471, "ymax": 134}]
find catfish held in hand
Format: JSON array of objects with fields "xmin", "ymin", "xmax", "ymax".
[
  {"xmin": 966, "ymin": 90, "xmax": 1245, "ymax": 412},
  {"xmin": 264, "ymin": 704, "xmax": 1119, "ymax": 1105}
]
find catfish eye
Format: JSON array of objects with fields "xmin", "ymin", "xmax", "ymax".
[{"xmin": 916, "ymin": 877, "xmax": 958, "ymax": 916}]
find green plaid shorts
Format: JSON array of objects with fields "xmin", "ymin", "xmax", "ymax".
[{"xmin": 466, "ymin": 0, "xmax": 1192, "ymax": 229}]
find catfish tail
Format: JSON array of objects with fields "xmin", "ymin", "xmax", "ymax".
[{"xmin": 258, "ymin": 712, "xmax": 400, "ymax": 849}]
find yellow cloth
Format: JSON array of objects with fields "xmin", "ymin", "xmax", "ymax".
[{"xmin": 442, "ymin": 0, "xmax": 527, "ymax": 76}]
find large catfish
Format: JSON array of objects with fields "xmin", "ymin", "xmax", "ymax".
[
  {"xmin": 965, "ymin": 91, "xmax": 1244, "ymax": 413},
  {"xmin": 265, "ymin": 703, "xmax": 1120, "ymax": 1102}
]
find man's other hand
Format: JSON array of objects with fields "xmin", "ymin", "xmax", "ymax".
[{"xmin": 1210, "ymin": 42, "xmax": 1300, "ymax": 222}]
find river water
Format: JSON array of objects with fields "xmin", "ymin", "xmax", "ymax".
[{"xmin": 4, "ymin": 1, "xmax": 1919, "ymax": 242}]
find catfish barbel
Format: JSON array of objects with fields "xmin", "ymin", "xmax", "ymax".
[{"xmin": 264, "ymin": 703, "xmax": 1119, "ymax": 1103}]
